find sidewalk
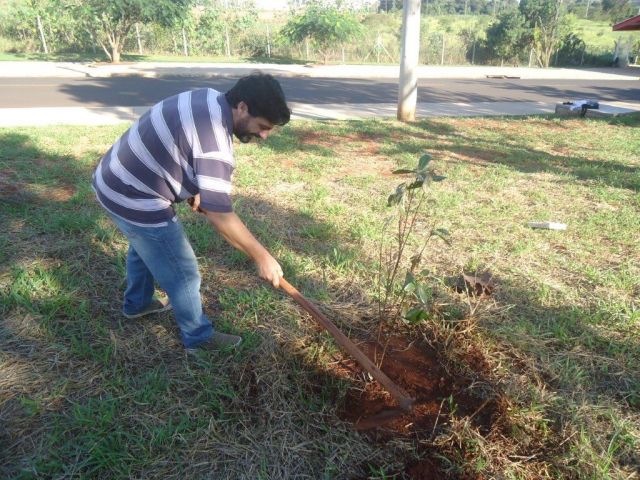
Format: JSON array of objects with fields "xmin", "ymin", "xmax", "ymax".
[{"xmin": 0, "ymin": 60, "xmax": 638, "ymax": 80}]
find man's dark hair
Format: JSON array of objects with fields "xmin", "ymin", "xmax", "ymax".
[{"xmin": 225, "ymin": 73, "xmax": 291, "ymax": 126}]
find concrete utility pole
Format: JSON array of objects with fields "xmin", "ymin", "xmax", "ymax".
[{"xmin": 397, "ymin": 0, "xmax": 422, "ymax": 122}]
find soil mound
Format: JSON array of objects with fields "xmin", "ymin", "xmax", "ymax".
[{"xmin": 335, "ymin": 334, "xmax": 501, "ymax": 479}]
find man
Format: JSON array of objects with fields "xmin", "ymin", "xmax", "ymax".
[{"xmin": 92, "ymin": 73, "xmax": 290, "ymax": 353}]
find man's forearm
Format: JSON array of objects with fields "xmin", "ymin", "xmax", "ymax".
[{"xmin": 205, "ymin": 211, "xmax": 269, "ymax": 261}]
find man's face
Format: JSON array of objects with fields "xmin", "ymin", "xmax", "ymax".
[{"xmin": 234, "ymin": 102, "xmax": 275, "ymax": 144}]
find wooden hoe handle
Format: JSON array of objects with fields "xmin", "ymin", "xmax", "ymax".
[{"xmin": 279, "ymin": 277, "xmax": 414, "ymax": 411}]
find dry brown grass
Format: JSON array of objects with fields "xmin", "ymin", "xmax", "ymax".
[{"xmin": 2, "ymin": 116, "xmax": 639, "ymax": 478}]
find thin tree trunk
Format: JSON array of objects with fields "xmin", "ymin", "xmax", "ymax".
[
  {"xmin": 36, "ymin": 15, "xmax": 48, "ymax": 54},
  {"xmin": 112, "ymin": 43, "xmax": 120, "ymax": 63}
]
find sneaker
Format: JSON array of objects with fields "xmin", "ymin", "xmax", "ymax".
[
  {"xmin": 186, "ymin": 332, "xmax": 242, "ymax": 354},
  {"xmin": 123, "ymin": 297, "xmax": 172, "ymax": 319}
]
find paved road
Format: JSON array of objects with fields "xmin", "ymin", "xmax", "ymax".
[{"xmin": 1, "ymin": 76, "xmax": 639, "ymax": 108}]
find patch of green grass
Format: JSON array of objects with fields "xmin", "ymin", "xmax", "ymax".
[{"xmin": 2, "ymin": 115, "xmax": 639, "ymax": 479}]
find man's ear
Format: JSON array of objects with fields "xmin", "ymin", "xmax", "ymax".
[{"xmin": 237, "ymin": 101, "xmax": 248, "ymax": 115}]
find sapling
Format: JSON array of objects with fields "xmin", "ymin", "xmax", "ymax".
[{"xmin": 377, "ymin": 153, "xmax": 449, "ymax": 324}]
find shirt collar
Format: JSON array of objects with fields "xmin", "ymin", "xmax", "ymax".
[{"xmin": 217, "ymin": 92, "xmax": 233, "ymax": 139}]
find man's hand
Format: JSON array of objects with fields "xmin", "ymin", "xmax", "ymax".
[
  {"xmin": 187, "ymin": 194, "xmax": 204, "ymax": 213},
  {"xmin": 256, "ymin": 253, "xmax": 283, "ymax": 288}
]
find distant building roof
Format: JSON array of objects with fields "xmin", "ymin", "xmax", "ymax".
[{"xmin": 613, "ymin": 15, "xmax": 640, "ymax": 31}]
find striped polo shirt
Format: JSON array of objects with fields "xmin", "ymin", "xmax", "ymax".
[{"xmin": 93, "ymin": 88, "xmax": 234, "ymax": 227}]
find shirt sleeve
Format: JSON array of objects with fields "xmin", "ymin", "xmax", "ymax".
[{"xmin": 193, "ymin": 156, "xmax": 234, "ymax": 213}]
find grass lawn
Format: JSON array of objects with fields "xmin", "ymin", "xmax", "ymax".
[
  {"xmin": 1, "ymin": 114, "xmax": 639, "ymax": 479},
  {"xmin": 574, "ymin": 18, "xmax": 636, "ymax": 52}
]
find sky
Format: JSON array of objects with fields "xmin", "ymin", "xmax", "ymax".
[{"xmin": 253, "ymin": 0, "xmax": 378, "ymax": 10}]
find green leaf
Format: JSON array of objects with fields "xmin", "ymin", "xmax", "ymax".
[
  {"xmin": 431, "ymin": 228, "xmax": 451, "ymax": 245},
  {"xmin": 407, "ymin": 180, "xmax": 424, "ymax": 190},
  {"xmin": 418, "ymin": 153, "xmax": 432, "ymax": 172},
  {"xmin": 431, "ymin": 175, "xmax": 447, "ymax": 182},
  {"xmin": 416, "ymin": 284, "xmax": 431, "ymax": 305},
  {"xmin": 392, "ymin": 168, "xmax": 415, "ymax": 175},
  {"xmin": 404, "ymin": 307, "xmax": 429, "ymax": 324},
  {"xmin": 403, "ymin": 271, "xmax": 416, "ymax": 292}
]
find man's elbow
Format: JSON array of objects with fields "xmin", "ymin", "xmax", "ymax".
[{"xmin": 204, "ymin": 209, "xmax": 234, "ymax": 228}]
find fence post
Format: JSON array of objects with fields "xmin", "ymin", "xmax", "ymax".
[
  {"xmin": 225, "ymin": 25, "xmax": 231, "ymax": 57},
  {"xmin": 136, "ymin": 23, "xmax": 143, "ymax": 54},
  {"xmin": 471, "ymin": 40, "xmax": 476, "ymax": 65},
  {"xmin": 528, "ymin": 47, "xmax": 534, "ymax": 67},
  {"xmin": 305, "ymin": 38, "xmax": 310, "ymax": 60},
  {"xmin": 89, "ymin": 31, "xmax": 97, "ymax": 54},
  {"xmin": 182, "ymin": 28, "xmax": 188, "ymax": 57},
  {"xmin": 267, "ymin": 25, "xmax": 271, "ymax": 58},
  {"xmin": 441, "ymin": 34, "xmax": 445, "ymax": 65}
]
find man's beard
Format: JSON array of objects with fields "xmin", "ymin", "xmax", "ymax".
[{"xmin": 234, "ymin": 117, "xmax": 260, "ymax": 144}]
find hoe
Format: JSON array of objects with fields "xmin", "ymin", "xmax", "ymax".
[{"xmin": 279, "ymin": 278, "xmax": 415, "ymax": 429}]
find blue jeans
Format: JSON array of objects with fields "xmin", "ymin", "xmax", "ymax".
[{"xmin": 107, "ymin": 213, "xmax": 213, "ymax": 348}]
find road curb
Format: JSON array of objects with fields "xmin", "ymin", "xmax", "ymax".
[
  {"xmin": 2, "ymin": 61, "xmax": 638, "ymax": 81},
  {"xmin": 102, "ymin": 71, "xmax": 311, "ymax": 79}
]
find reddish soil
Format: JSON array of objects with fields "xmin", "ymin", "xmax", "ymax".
[
  {"xmin": 333, "ymin": 334, "xmax": 501, "ymax": 479},
  {"xmin": 297, "ymin": 131, "xmax": 387, "ymax": 161},
  {"xmin": 0, "ymin": 169, "xmax": 20, "ymax": 198},
  {"xmin": 0, "ymin": 169, "xmax": 75, "ymax": 202}
]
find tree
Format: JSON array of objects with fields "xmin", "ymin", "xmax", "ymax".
[
  {"xmin": 485, "ymin": 8, "xmax": 528, "ymax": 64},
  {"xmin": 192, "ymin": 5, "xmax": 225, "ymax": 55},
  {"xmin": 72, "ymin": 0, "xmax": 193, "ymax": 63},
  {"xmin": 281, "ymin": 2, "xmax": 362, "ymax": 63},
  {"xmin": 601, "ymin": 0, "xmax": 636, "ymax": 23},
  {"xmin": 519, "ymin": 0, "xmax": 564, "ymax": 68}
]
